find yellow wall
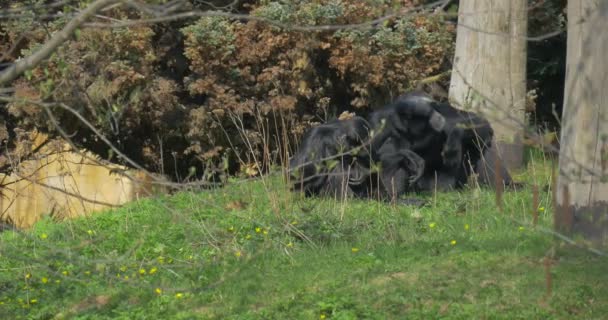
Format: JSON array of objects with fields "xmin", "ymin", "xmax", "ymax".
[{"xmin": 0, "ymin": 133, "xmax": 166, "ymax": 228}]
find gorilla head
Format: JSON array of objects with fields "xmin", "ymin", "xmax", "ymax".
[
  {"xmin": 289, "ymin": 116, "xmax": 373, "ymax": 198},
  {"xmin": 369, "ymin": 95, "xmax": 447, "ymax": 152}
]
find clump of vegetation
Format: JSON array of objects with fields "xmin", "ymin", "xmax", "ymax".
[{"xmin": 1, "ymin": 0, "xmax": 454, "ymax": 180}]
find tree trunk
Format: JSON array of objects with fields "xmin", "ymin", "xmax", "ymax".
[
  {"xmin": 448, "ymin": 0, "xmax": 528, "ymax": 171},
  {"xmin": 556, "ymin": 1, "xmax": 608, "ymax": 248}
]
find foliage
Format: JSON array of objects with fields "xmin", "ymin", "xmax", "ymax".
[
  {"xmin": 1, "ymin": 0, "xmax": 454, "ymax": 180},
  {"xmin": 527, "ymin": 0, "xmax": 567, "ymax": 79},
  {"xmin": 526, "ymin": 0, "xmax": 567, "ymax": 131}
]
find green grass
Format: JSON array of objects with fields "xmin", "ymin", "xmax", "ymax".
[{"xmin": 1, "ymin": 154, "xmax": 607, "ymax": 319}]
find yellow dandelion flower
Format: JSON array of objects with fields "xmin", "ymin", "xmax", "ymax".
[
  {"xmin": 175, "ymin": 293, "xmax": 184, "ymax": 299},
  {"xmin": 40, "ymin": 233, "xmax": 48, "ymax": 239},
  {"xmin": 87, "ymin": 229, "xmax": 94, "ymax": 235},
  {"xmin": 235, "ymin": 251, "xmax": 242, "ymax": 257},
  {"xmin": 139, "ymin": 268, "xmax": 146, "ymax": 275},
  {"xmin": 351, "ymin": 247, "xmax": 359, "ymax": 253},
  {"xmin": 61, "ymin": 271, "xmax": 69, "ymax": 276},
  {"xmin": 255, "ymin": 227, "xmax": 261, "ymax": 233},
  {"xmin": 287, "ymin": 242, "xmax": 294, "ymax": 248},
  {"xmin": 538, "ymin": 206, "xmax": 545, "ymax": 212},
  {"xmin": 124, "ymin": 275, "xmax": 129, "ymax": 280},
  {"xmin": 188, "ymin": 255, "xmax": 193, "ymax": 260},
  {"xmin": 155, "ymin": 288, "xmax": 162, "ymax": 295},
  {"xmin": 157, "ymin": 256, "xmax": 165, "ymax": 264},
  {"xmin": 320, "ymin": 314, "xmax": 326, "ymax": 319},
  {"xmin": 464, "ymin": 224, "xmax": 470, "ymax": 231},
  {"xmin": 30, "ymin": 299, "xmax": 37, "ymax": 304},
  {"xmin": 41, "ymin": 277, "xmax": 48, "ymax": 284},
  {"xmin": 228, "ymin": 226, "xmax": 235, "ymax": 232},
  {"xmin": 149, "ymin": 267, "xmax": 158, "ymax": 275},
  {"xmin": 84, "ymin": 271, "xmax": 91, "ymax": 276},
  {"xmin": 291, "ymin": 221, "xmax": 298, "ymax": 225},
  {"xmin": 450, "ymin": 240, "xmax": 457, "ymax": 246},
  {"xmin": 25, "ymin": 273, "xmax": 32, "ymax": 279},
  {"xmin": 263, "ymin": 230, "xmax": 268, "ymax": 235},
  {"xmin": 429, "ymin": 222, "xmax": 437, "ymax": 229}
]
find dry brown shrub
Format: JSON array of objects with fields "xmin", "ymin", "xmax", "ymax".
[{"xmin": 2, "ymin": 1, "xmax": 454, "ymax": 180}]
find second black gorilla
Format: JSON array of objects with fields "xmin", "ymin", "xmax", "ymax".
[{"xmin": 392, "ymin": 91, "xmax": 517, "ymax": 191}]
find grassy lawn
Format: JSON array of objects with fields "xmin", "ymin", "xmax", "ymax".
[{"xmin": 1, "ymin": 154, "xmax": 607, "ymax": 319}]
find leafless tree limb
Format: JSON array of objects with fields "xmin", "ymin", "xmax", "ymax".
[
  {"xmin": 8, "ymin": 170, "xmax": 122, "ymax": 208},
  {"xmin": 81, "ymin": 0, "xmax": 447, "ymax": 30},
  {"xmin": 0, "ymin": 0, "xmax": 74, "ymax": 13},
  {"xmin": 0, "ymin": 0, "xmax": 120, "ymax": 86}
]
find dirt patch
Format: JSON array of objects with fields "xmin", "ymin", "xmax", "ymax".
[{"xmin": 369, "ymin": 271, "xmax": 418, "ymax": 292}]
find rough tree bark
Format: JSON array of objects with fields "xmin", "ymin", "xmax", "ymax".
[
  {"xmin": 448, "ymin": 0, "xmax": 528, "ymax": 171},
  {"xmin": 556, "ymin": 1, "xmax": 608, "ymax": 248}
]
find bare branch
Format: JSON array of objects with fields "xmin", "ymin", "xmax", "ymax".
[
  {"xmin": 0, "ymin": 0, "xmax": 74, "ymax": 13},
  {"xmin": 0, "ymin": 0, "xmax": 120, "ymax": 86},
  {"xmin": 8, "ymin": 170, "xmax": 122, "ymax": 208},
  {"xmin": 82, "ymin": 0, "xmax": 447, "ymax": 31}
]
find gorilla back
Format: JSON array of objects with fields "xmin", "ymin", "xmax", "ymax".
[{"xmin": 395, "ymin": 91, "xmax": 518, "ymax": 190}]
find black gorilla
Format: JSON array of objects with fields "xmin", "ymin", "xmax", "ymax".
[
  {"xmin": 367, "ymin": 94, "xmax": 454, "ymax": 193},
  {"xmin": 392, "ymin": 91, "xmax": 517, "ymax": 190},
  {"xmin": 289, "ymin": 116, "xmax": 372, "ymax": 198},
  {"xmin": 289, "ymin": 116, "xmax": 426, "ymax": 204},
  {"xmin": 289, "ymin": 91, "xmax": 518, "ymax": 205},
  {"xmin": 368, "ymin": 93, "xmax": 453, "ymax": 190}
]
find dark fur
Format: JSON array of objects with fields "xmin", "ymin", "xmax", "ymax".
[
  {"xmin": 369, "ymin": 93, "xmax": 448, "ymax": 191},
  {"xmin": 289, "ymin": 116, "xmax": 426, "ymax": 204},
  {"xmin": 395, "ymin": 91, "xmax": 517, "ymax": 190},
  {"xmin": 289, "ymin": 117, "xmax": 372, "ymax": 198},
  {"xmin": 289, "ymin": 91, "xmax": 519, "ymax": 205}
]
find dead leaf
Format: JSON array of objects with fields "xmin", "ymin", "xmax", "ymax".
[
  {"xmin": 225, "ymin": 200, "xmax": 247, "ymax": 211},
  {"xmin": 439, "ymin": 302, "xmax": 450, "ymax": 315},
  {"xmin": 338, "ymin": 111, "xmax": 355, "ymax": 120}
]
